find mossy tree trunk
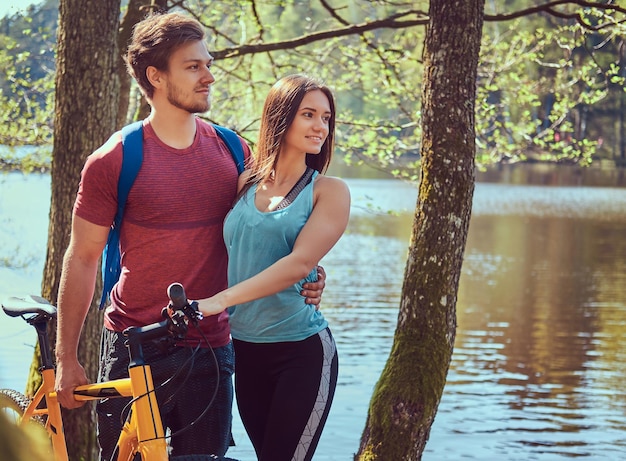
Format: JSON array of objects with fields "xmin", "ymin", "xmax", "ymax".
[
  {"xmin": 31, "ymin": 0, "xmax": 122, "ymax": 459},
  {"xmin": 356, "ymin": 0, "xmax": 485, "ymax": 459}
]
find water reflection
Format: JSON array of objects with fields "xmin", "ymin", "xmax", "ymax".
[
  {"xmin": 1, "ymin": 165, "xmax": 626, "ymax": 460},
  {"xmin": 477, "ymin": 162, "xmax": 626, "ymax": 188},
  {"xmin": 316, "ymin": 165, "xmax": 626, "ymax": 460},
  {"xmin": 446, "ymin": 212, "xmax": 626, "ymax": 459}
]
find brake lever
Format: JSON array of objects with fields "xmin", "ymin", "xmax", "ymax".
[
  {"xmin": 162, "ymin": 305, "xmax": 189, "ymax": 338},
  {"xmin": 164, "ymin": 282, "xmax": 203, "ymax": 332},
  {"xmin": 184, "ymin": 300, "xmax": 204, "ymax": 325}
]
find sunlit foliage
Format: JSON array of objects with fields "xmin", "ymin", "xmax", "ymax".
[{"xmin": 1, "ymin": 0, "xmax": 625, "ymax": 174}]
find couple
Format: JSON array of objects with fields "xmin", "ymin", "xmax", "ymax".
[{"xmin": 54, "ymin": 10, "xmax": 350, "ymax": 461}]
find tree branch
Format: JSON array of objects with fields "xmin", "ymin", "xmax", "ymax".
[
  {"xmin": 318, "ymin": 0, "xmax": 350, "ymax": 26},
  {"xmin": 211, "ymin": 10, "xmax": 428, "ymax": 59},
  {"xmin": 485, "ymin": 0, "xmax": 626, "ymax": 30},
  {"xmin": 209, "ymin": 1, "xmax": 624, "ymax": 60}
]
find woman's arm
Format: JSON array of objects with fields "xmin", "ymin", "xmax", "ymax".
[{"xmin": 197, "ymin": 176, "xmax": 350, "ymax": 316}]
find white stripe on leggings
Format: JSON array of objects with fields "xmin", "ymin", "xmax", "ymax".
[{"xmin": 292, "ymin": 329, "xmax": 336, "ymax": 461}]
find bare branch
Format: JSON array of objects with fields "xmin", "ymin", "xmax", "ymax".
[
  {"xmin": 208, "ymin": 1, "xmax": 624, "ymax": 60},
  {"xmin": 249, "ymin": 0, "xmax": 265, "ymax": 41},
  {"xmin": 171, "ymin": 1, "xmax": 241, "ymax": 46},
  {"xmin": 318, "ymin": 0, "xmax": 350, "ymax": 26},
  {"xmin": 211, "ymin": 10, "xmax": 428, "ymax": 60},
  {"xmin": 485, "ymin": 0, "xmax": 626, "ymax": 29}
]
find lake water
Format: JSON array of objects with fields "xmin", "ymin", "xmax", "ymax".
[{"xmin": 1, "ymin": 163, "xmax": 626, "ymax": 460}]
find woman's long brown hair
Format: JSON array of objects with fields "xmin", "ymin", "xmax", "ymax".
[{"xmin": 238, "ymin": 74, "xmax": 336, "ymax": 201}]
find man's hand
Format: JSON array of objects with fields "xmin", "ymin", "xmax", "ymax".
[
  {"xmin": 54, "ymin": 358, "xmax": 89, "ymax": 409},
  {"xmin": 302, "ymin": 265, "xmax": 326, "ymax": 309}
]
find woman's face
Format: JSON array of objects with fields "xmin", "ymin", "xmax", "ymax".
[{"xmin": 283, "ymin": 89, "xmax": 332, "ymax": 156}]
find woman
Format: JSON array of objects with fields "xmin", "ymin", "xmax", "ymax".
[{"xmin": 198, "ymin": 74, "xmax": 350, "ymax": 460}]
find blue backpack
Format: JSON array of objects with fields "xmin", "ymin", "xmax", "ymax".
[{"xmin": 99, "ymin": 121, "xmax": 245, "ymax": 309}]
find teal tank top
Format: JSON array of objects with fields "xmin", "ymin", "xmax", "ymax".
[{"xmin": 223, "ymin": 170, "xmax": 328, "ymax": 343}]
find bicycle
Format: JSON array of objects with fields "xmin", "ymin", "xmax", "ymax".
[{"xmin": 0, "ymin": 282, "xmax": 237, "ymax": 461}]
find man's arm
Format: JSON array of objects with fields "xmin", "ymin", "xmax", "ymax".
[{"xmin": 55, "ymin": 215, "xmax": 110, "ymax": 409}]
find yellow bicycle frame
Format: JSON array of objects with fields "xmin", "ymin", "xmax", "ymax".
[
  {"xmin": 19, "ymin": 363, "xmax": 169, "ymax": 461},
  {"xmin": 113, "ymin": 364, "xmax": 168, "ymax": 461},
  {"xmin": 74, "ymin": 364, "xmax": 168, "ymax": 461},
  {"xmin": 20, "ymin": 368, "xmax": 69, "ymax": 461},
  {"xmin": 3, "ymin": 286, "xmax": 197, "ymax": 461}
]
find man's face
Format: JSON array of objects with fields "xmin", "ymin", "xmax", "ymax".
[{"xmin": 162, "ymin": 40, "xmax": 215, "ymax": 114}]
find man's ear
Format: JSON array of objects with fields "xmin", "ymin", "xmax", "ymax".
[{"xmin": 146, "ymin": 66, "xmax": 163, "ymax": 88}]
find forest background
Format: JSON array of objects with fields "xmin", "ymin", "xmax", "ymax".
[
  {"xmin": 1, "ymin": 0, "xmax": 625, "ymax": 174},
  {"xmin": 0, "ymin": 1, "xmax": 625, "ymax": 460}
]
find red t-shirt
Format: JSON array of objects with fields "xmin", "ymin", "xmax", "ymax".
[{"xmin": 74, "ymin": 118, "xmax": 250, "ymax": 347}]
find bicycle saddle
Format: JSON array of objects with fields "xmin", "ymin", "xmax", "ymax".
[{"xmin": 1, "ymin": 295, "xmax": 57, "ymax": 318}]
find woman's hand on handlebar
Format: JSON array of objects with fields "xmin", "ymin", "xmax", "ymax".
[
  {"xmin": 194, "ymin": 265, "xmax": 327, "ymax": 317},
  {"xmin": 196, "ymin": 293, "xmax": 228, "ymax": 318},
  {"xmin": 54, "ymin": 358, "xmax": 89, "ymax": 409}
]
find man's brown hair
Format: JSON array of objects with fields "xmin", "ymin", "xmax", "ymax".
[{"xmin": 126, "ymin": 12, "xmax": 206, "ymax": 99}]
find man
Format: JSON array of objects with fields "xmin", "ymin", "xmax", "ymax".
[{"xmin": 54, "ymin": 11, "xmax": 324, "ymax": 460}]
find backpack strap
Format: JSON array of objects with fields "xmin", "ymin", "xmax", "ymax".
[
  {"xmin": 213, "ymin": 124, "xmax": 245, "ymax": 174},
  {"xmin": 99, "ymin": 121, "xmax": 143, "ymax": 309},
  {"xmin": 99, "ymin": 122, "xmax": 242, "ymax": 309},
  {"xmin": 116, "ymin": 121, "xmax": 144, "ymax": 227}
]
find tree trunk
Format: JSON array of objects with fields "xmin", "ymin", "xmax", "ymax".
[
  {"xmin": 618, "ymin": 39, "xmax": 625, "ymax": 164},
  {"xmin": 34, "ymin": 0, "xmax": 122, "ymax": 459},
  {"xmin": 356, "ymin": 1, "xmax": 485, "ymax": 459},
  {"xmin": 116, "ymin": 0, "xmax": 165, "ymax": 128}
]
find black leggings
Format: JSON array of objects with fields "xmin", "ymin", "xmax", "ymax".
[{"xmin": 233, "ymin": 328, "xmax": 338, "ymax": 461}]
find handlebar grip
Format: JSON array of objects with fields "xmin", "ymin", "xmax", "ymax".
[{"xmin": 167, "ymin": 282, "xmax": 188, "ymax": 310}]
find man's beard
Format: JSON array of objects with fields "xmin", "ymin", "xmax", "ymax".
[{"xmin": 167, "ymin": 82, "xmax": 210, "ymax": 114}]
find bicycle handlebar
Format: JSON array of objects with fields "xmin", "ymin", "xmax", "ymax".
[
  {"xmin": 124, "ymin": 282, "xmax": 203, "ymax": 366},
  {"xmin": 168, "ymin": 282, "xmax": 188, "ymax": 310}
]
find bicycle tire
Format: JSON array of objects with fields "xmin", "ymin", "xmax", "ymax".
[{"xmin": 0, "ymin": 388, "xmax": 47, "ymax": 427}]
